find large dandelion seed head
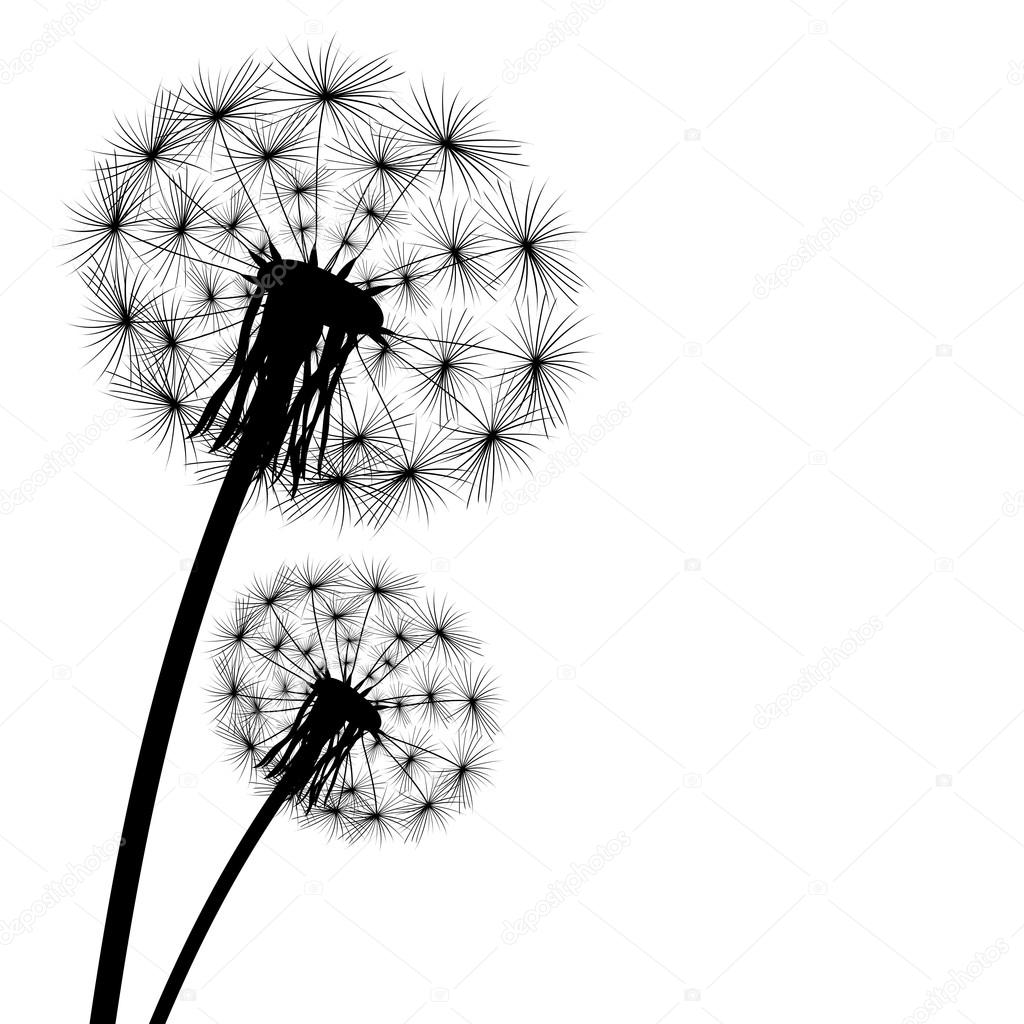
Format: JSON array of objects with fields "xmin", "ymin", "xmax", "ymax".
[
  {"xmin": 209, "ymin": 559, "xmax": 501, "ymax": 843},
  {"xmin": 69, "ymin": 42, "xmax": 589, "ymax": 526}
]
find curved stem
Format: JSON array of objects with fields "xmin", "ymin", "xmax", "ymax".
[
  {"xmin": 148, "ymin": 785, "xmax": 290, "ymax": 1024},
  {"xmin": 89, "ymin": 447, "xmax": 257, "ymax": 1024},
  {"xmin": 90, "ymin": 293, "xmax": 352, "ymax": 1024}
]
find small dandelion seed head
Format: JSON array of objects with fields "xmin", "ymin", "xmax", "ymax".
[{"xmin": 207, "ymin": 559, "xmax": 499, "ymax": 843}]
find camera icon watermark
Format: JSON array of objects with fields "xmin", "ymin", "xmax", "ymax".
[{"xmin": 1002, "ymin": 491, "xmax": 1024, "ymax": 516}]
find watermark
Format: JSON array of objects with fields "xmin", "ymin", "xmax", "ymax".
[
  {"xmin": 0, "ymin": 835, "xmax": 125, "ymax": 944},
  {"xmin": 501, "ymin": 0, "xmax": 606, "ymax": 83},
  {"xmin": 501, "ymin": 831, "xmax": 630, "ymax": 943},
  {"xmin": 501, "ymin": 402, "xmax": 631, "ymax": 513},
  {"xmin": 0, "ymin": 0, "xmax": 107, "ymax": 85},
  {"xmin": 901, "ymin": 939, "xmax": 1009, "ymax": 1022},
  {"xmin": 0, "ymin": 405, "xmax": 125, "ymax": 514},
  {"xmin": 1002, "ymin": 490, "xmax": 1024, "ymax": 516},
  {"xmin": 753, "ymin": 616, "xmax": 883, "ymax": 728},
  {"xmin": 753, "ymin": 187, "xmax": 883, "ymax": 298}
]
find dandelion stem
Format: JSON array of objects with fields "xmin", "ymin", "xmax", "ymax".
[
  {"xmin": 148, "ymin": 784, "xmax": 291, "ymax": 1024},
  {"xmin": 89, "ymin": 446, "xmax": 257, "ymax": 1024},
  {"xmin": 91, "ymin": 298, "xmax": 347, "ymax": 1023}
]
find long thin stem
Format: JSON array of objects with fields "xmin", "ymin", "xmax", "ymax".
[
  {"xmin": 91, "ymin": 298, "xmax": 346, "ymax": 1023},
  {"xmin": 148, "ymin": 784, "xmax": 291, "ymax": 1024},
  {"xmin": 89, "ymin": 444, "xmax": 258, "ymax": 1024}
]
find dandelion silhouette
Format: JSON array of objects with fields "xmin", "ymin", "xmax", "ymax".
[
  {"xmin": 70, "ymin": 42, "xmax": 586, "ymax": 1024},
  {"xmin": 147, "ymin": 558, "xmax": 498, "ymax": 1024}
]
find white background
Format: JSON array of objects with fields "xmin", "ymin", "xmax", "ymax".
[{"xmin": 3, "ymin": 1, "xmax": 1024, "ymax": 1022}]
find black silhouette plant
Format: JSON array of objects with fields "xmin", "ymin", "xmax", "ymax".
[
  {"xmin": 148, "ymin": 559, "xmax": 499, "ymax": 1024},
  {"xmin": 70, "ymin": 42, "xmax": 586, "ymax": 1024}
]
